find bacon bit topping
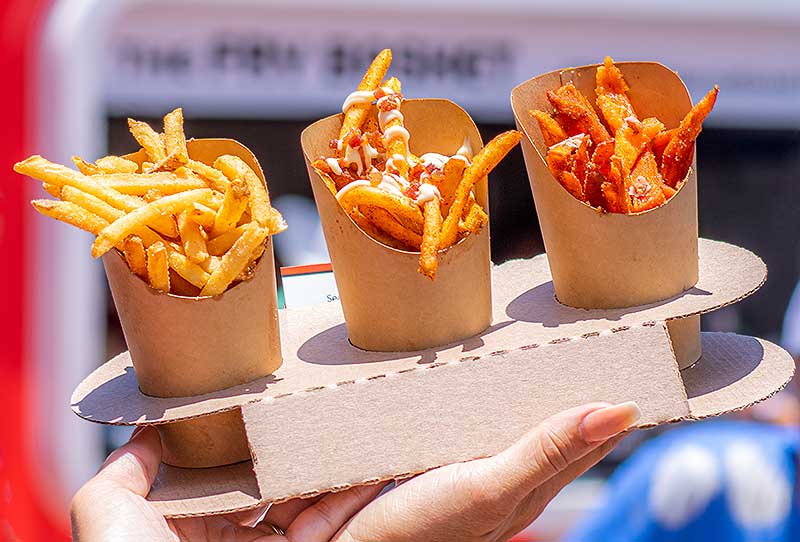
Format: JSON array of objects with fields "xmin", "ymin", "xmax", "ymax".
[
  {"xmin": 377, "ymin": 94, "xmax": 402, "ymax": 112},
  {"xmin": 424, "ymin": 162, "xmax": 438, "ymax": 175},
  {"xmin": 410, "ymin": 163, "xmax": 425, "ymax": 182},
  {"xmin": 348, "ymin": 133, "xmax": 363, "ymax": 148},
  {"xmin": 373, "ymin": 87, "xmax": 387, "ymax": 100},
  {"xmin": 404, "ymin": 178, "xmax": 420, "ymax": 200},
  {"xmin": 329, "ymin": 138, "xmax": 340, "ymax": 150}
]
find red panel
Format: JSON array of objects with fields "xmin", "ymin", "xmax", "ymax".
[{"xmin": 0, "ymin": 0, "xmax": 70, "ymax": 539}]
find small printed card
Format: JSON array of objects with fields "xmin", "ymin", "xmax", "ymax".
[{"xmin": 280, "ymin": 263, "xmax": 339, "ymax": 309}]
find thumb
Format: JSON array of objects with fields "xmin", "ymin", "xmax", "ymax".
[
  {"xmin": 488, "ymin": 402, "xmax": 640, "ymax": 499},
  {"xmin": 94, "ymin": 426, "xmax": 162, "ymax": 496}
]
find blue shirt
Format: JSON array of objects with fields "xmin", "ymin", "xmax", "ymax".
[{"xmin": 566, "ymin": 421, "xmax": 800, "ymax": 542}]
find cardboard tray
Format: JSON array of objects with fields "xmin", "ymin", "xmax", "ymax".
[{"xmin": 71, "ymin": 238, "xmax": 795, "ymax": 517}]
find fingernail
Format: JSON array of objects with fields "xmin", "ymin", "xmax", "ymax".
[{"xmin": 579, "ymin": 401, "xmax": 641, "ymax": 443}]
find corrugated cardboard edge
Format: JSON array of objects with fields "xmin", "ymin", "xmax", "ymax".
[
  {"xmin": 511, "ymin": 62, "xmax": 699, "ymax": 309},
  {"xmin": 71, "ymin": 239, "xmax": 768, "ymax": 426},
  {"xmin": 301, "ymin": 99, "xmax": 491, "ymax": 351}
]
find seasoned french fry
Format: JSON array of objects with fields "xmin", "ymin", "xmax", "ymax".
[
  {"xmin": 651, "ymin": 128, "xmax": 676, "ymax": 166},
  {"xmin": 72, "ymin": 156, "xmax": 101, "ymax": 175},
  {"xmin": 626, "ymin": 151, "xmax": 667, "ymax": 213},
  {"xmin": 146, "ymin": 241, "xmax": 170, "ymax": 293},
  {"xmin": 419, "ymin": 197, "xmax": 443, "ymax": 279},
  {"xmin": 359, "ymin": 205, "xmax": 423, "ymax": 248},
  {"xmin": 348, "ymin": 209, "xmax": 415, "ymax": 251},
  {"xmin": 185, "ymin": 159, "xmax": 231, "ymax": 192},
  {"xmin": 440, "ymin": 130, "xmax": 522, "ymax": 248},
  {"xmin": 339, "ymin": 49, "xmax": 392, "ymax": 140},
  {"xmin": 177, "ymin": 210, "xmax": 209, "ymax": 264},
  {"xmin": 595, "ymin": 56, "xmax": 636, "ymax": 132},
  {"xmin": 529, "ymin": 110, "xmax": 568, "ymax": 147},
  {"xmin": 338, "ymin": 185, "xmax": 424, "ymax": 235},
  {"xmin": 461, "ymin": 201, "xmax": 489, "ymax": 235},
  {"xmin": 123, "ymin": 236, "xmax": 147, "ymax": 279},
  {"xmin": 547, "ymin": 83, "xmax": 611, "ymax": 144},
  {"xmin": 190, "ymin": 202, "xmax": 217, "ymax": 229},
  {"xmin": 163, "ymin": 107, "xmax": 189, "ymax": 165},
  {"xmin": 662, "ymin": 86, "xmax": 718, "ymax": 187},
  {"xmin": 95, "ymin": 172, "xmax": 207, "ymax": 195},
  {"xmin": 30, "ymin": 199, "xmax": 109, "ymax": 235},
  {"xmin": 200, "ymin": 222, "xmax": 268, "ymax": 296},
  {"xmin": 92, "ymin": 188, "xmax": 213, "ymax": 258},
  {"xmin": 212, "ymin": 178, "xmax": 249, "ymax": 234},
  {"xmin": 95, "ymin": 156, "xmax": 139, "ymax": 174},
  {"xmin": 380, "ymin": 77, "xmax": 409, "ymax": 178},
  {"xmin": 214, "ymin": 155, "xmax": 286, "ymax": 234},
  {"xmin": 438, "ymin": 157, "xmax": 467, "ymax": 215},
  {"xmin": 128, "ymin": 119, "xmax": 166, "ymax": 162},
  {"xmin": 613, "ymin": 117, "xmax": 664, "ymax": 177}
]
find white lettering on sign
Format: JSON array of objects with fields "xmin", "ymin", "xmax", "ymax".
[{"xmin": 280, "ymin": 263, "xmax": 338, "ymax": 309}]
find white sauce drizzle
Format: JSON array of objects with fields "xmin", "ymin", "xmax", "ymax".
[
  {"xmin": 550, "ymin": 133, "xmax": 586, "ymax": 150},
  {"xmin": 379, "ymin": 173, "xmax": 409, "ymax": 197},
  {"xmin": 457, "ymin": 136, "xmax": 474, "ymax": 160},
  {"xmin": 335, "ymin": 180, "xmax": 371, "ymax": 201},
  {"xmin": 416, "ymin": 183, "xmax": 441, "ymax": 204},
  {"xmin": 420, "ymin": 152, "xmax": 450, "ymax": 170},
  {"xmin": 341, "ymin": 90, "xmax": 375, "ymax": 113},
  {"xmin": 363, "ymin": 143, "xmax": 379, "ymax": 167},
  {"xmin": 325, "ymin": 157, "xmax": 343, "ymax": 176},
  {"xmin": 378, "ymin": 109, "xmax": 404, "ymax": 131},
  {"xmin": 384, "ymin": 125, "xmax": 410, "ymax": 145},
  {"xmin": 343, "ymin": 144, "xmax": 363, "ymax": 175}
]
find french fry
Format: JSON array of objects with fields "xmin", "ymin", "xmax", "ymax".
[
  {"xmin": 339, "ymin": 48, "xmax": 392, "ymax": 139},
  {"xmin": 348, "ymin": 209, "xmax": 416, "ymax": 251},
  {"xmin": 30, "ymin": 199, "xmax": 109, "ymax": 236},
  {"xmin": 212, "ymin": 178, "xmax": 249, "ymax": 234},
  {"xmin": 529, "ymin": 110, "xmax": 568, "ymax": 147},
  {"xmin": 359, "ymin": 205, "xmax": 423, "ymax": 248},
  {"xmin": 651, "ymin": 128, "xmax": 676, "ymax": 166},
  {"xmin": 547, "ymin": 83, "xmax": 611, "ymax": 144},
  {"xmin": 72, "ymin": 156, "xmax": 101, "ymax": 175},
  {"xmin": 163, "ymin": 107, "xmax": 189, "ymax": 165},
  {"xmin": 626, "ymin": 151, "xmax": 668, "ymax": 213},
  {"xmin": 123, "ymin": 236, "xmax": 148, "ymax": 279},
  {"xmin": 95, "ymin": 172, "xmax": 207, "ymax": 195},
  {"xmin": 440, "ymin": 130, "xmax": 522, "ymax": 248},
  {"xmin": 190, "ymin": 202, "xmax": 217, "ymax": 229},
  {"xmin": 338, "ymin": 185, "xmax": 424, "ymax": 235},
  {"xmin": 92, "ymin": 188, "xmax": 213, "ymax": 258},
  {"xmin": 128, "ymin": 119, "xmax": 166, "ymax": 162},
  {"xmin": 438, "ymin": 157, "xmax": 467, "ymax": 215},
  {"xmin": 60, "ymin": 185, "xmax": 124, "ymax": 222},
  {"xmin": 214, "ymin": 155, "xmax": 286, "ymax": 234},
  {"xmin": 662, "ymin": 86, "xmax": 718, "ymax": 187},
  {"xmin": 419, "ymin": 197, "xmax": 443, "ymax": 279},
  {"xmin": 613, "ymin": 117, "xmax": 664, "ymax": 177},
  {"xmin": 207, "ymin": 225, "xmax": 245, "ymax": 256},
  {"xmin": 595, "ymin": 56, "xmax": 636, "ymax": 132},
  {"xmin": 461, "ymin": 201, "xmax": 489, "ymax": 235},
  {"xmin": 146, "ymin": 241, "xmax": 170, "ymax": 293},
  {"xmin": 200, "ymin": 222, "xmax": 268, "ymax": 296},
  {"xmin": 95, "ymin": 156, "xmax": 139, "ymax": 174},
  {"xmin": 380, "ymin": 76, "xmax": 409, "ymax": 178},
  {"xmin": 177, "ymin": 210, "xmax": 209, "ymax": 264},
  {"xmin": 42, "ymin": 183, "xmax": 61, "ymax": 197},
  {"xmin": 558, "ymin": 171, "xmax": 584, "ymax": 200},
  {"xmin": 168, "ymin": 269, "xmax": 201, "ymax": 297},
  {"xmin": 185, "ymin": 159, "xmax": 231, "ymax": 192},
  {"xmin": 199, "ymin": 255, "xmax": 222, "ymax": 275}
]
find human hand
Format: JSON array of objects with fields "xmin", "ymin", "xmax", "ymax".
[
  {"xmin": 70, "ymin": 427, "xmax": 386, "ymax": 541},
  {"xmin": 320, "ymin": 401, "xmax": 640, "ymax": 542}
]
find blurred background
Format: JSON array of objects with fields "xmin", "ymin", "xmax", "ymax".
[{"xmin": 1, "ymin": 0, "xmax": 798, "ymax": 540}]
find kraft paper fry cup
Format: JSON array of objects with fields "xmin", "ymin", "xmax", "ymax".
[
  {"xmin": 301, "ymin": 99, "xmax": 492, "ymax": 352},
  {"xmin": 104, "ymin": 138, "xmax": 282, "ymax": 467},
  {"xmin": 511, "ymin": 62, "xmax": 701, "ymax": 368}
]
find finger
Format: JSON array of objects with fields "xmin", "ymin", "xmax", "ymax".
[
  {"xmin": 94, "ymin": 425, "xmax": 161, "ymax": 496},
  {"xmin": 286, "ymin": 483, "xmax": 388, "ymax": 541},
  {"xmin": 488, "ymin": 402, "xmax": 640, "ymax": 500},
  {"xmin": 261, "ymin": 497, "xmax": 320, "ymax": 531},
  {"xmin": 498, "ymin": 434, "xmax": 625, "ymax": 540},
  {"xmin": 171, "ymin": 516, "xmax": 288, "ymax": 542},
  {"xmin": 226, "ymin": 505, "xmax": 271, "ymax": 527}
]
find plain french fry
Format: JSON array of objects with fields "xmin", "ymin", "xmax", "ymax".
[
  {"xmin": 95, "ymin": 172, "xmax": 207, "ymax": 195},
  {"xmin": 418, "ymin": 197, "xmax": 443, "ymax": 279},
  {"xmin": 72, "ymin": 156, "xmax": 101, "ymax": 175},
  {"xmin": 146, "ymin": 241, "xmax": 170, "ymax": 293},
  {"xmin": 42, "ymin": 183, "xmax": 61, "ymax": 197},
  {"xmin": 30, "ymin": 199, "xmax": 109, "ymax": 235},
  {"xmin": 214, "ymin": 155, "xmax": 286, "ymax": 234},
  {"xmin": 92, "ymin": 188, "xmax": 213, "ymax": 258},
  {"xmin": 185, "ymin": 159, "xmax": 231, "ymax": 192},
  {"xmin": 199, "ymin": 255, "xmax": 222, "ymax": 275},
  {"xmin": 190, "ymin": 202, "xmax": 217, "ymax": 229},
  {"xmin": 359, "ymin": 205, "xmax": 423, "ymax": 248},
  {"xmin": 662, "ymin": 86, "xmax": 718, "ymax": 187},
  {"xmin": 338, "ymin": 185, "xmax": 424, "ymax": 235},
  {"xmin": 123, "ymin": 236, "xmax": 147, "ymax": 279},
  {"xmin": 529, "ymin": 110, "xmax": 568, "ymax": 147},
  {"xmin": 440, "ymin": 130, "xmax": 522, "ymax": 248},
  {"xmin": 128, "ymin": 119, "xmax": 166, "ymax": 162},
  {"xmin": 95, "ymin": 156, "xmax": 139, "ymax": 174},
  {"xmin": 168, "ymin": 269, "xmax": 201, "ymax": 297},
  {"xmin": 163, "ymin": 107, "xmax": 189, "ymax": 165},
  {"xmin": 60, "ymin": 185, "xmax": 124, "ymax": 222},
  {"xmin": 177, "ymin": 210, "xmax": 209, "ymax": 264},
  {"xmin": 339, "ymin": 48, "xmax": 392, "ymax": 139},
  {"xmin": 200, "ymin": 222, "xmax": 268, "ymax": 296},
  {"xmin": 207, "ymin": 225, "xmax": 245, "ymax": 256},
  {"xmin": 212, "ymin": 178, "xmax": 249, "ymax": 234}
]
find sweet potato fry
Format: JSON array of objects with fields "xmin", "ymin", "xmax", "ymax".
[
  {"xmin": 146, "ymin": 241, "xmax": 170, "ymax": 293},
  {"xmin": 595, "ymin": 56, "xmax": 636, "ymax": 132},
  {"xmin": 590, "ymin": 139, "xmax": 614, "ymax": 180},
  {"xmin": 613, "ymin": 117, "xmax": 664, "ymax": 177},
  {"xmin": 123, "ymin": 236, "xmax": 148, "ymax": 279},
  {"xmin": 662, "ymin": 86, "xmax": 718, "ymax": 187},
  {"xmin": 558, "ymin": 171, "xmax": 584, "ymax": 200},
  {"xmin": 545, "ymin": 134, "xmax": 584, "ymax": 179},
  {"xmin": 440, "ymin": 130, "xmax": 521, "ymax": 248},
  {"xmin": 571, "ymin": 135, "xmax": 591, "ymax": 185},
  {"xmin": 418, "ymin": 197, "xmax": 443, "ymax": 279},
  {"xmin": 547, "ymin": 83, "xmax": 611, "ymax": 144},
  {"xmin": 92, "ymin": 188, "xmax": 213, "ymax": 258},
  {"xmin": 625, "ymin": 151, "xmax": 667, "ymax": 213},
  {"xmin": 200, "ymin": 222, "xmax": 268, "ymax": 296},
  {"xmin": 177, "ymin": 210, "xmax": 209, "ymax": 264},
  {"xmin": 128, "ymin": 119, "xmax": 166, "ymax": 162},
  {"xmin": 212, "ymin": 178, "xmax": 249, "ymax": 234},
  {"xmin": 339, "ymin": 49, "xmax": 392, "ymax": 140},
  {"xmin": 651, "ymin": 128, "xmax": 676, "ymax": 167},
  {"xmin": 529, "ymin": 110, "xmax": 568, "ymax": 147}
]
